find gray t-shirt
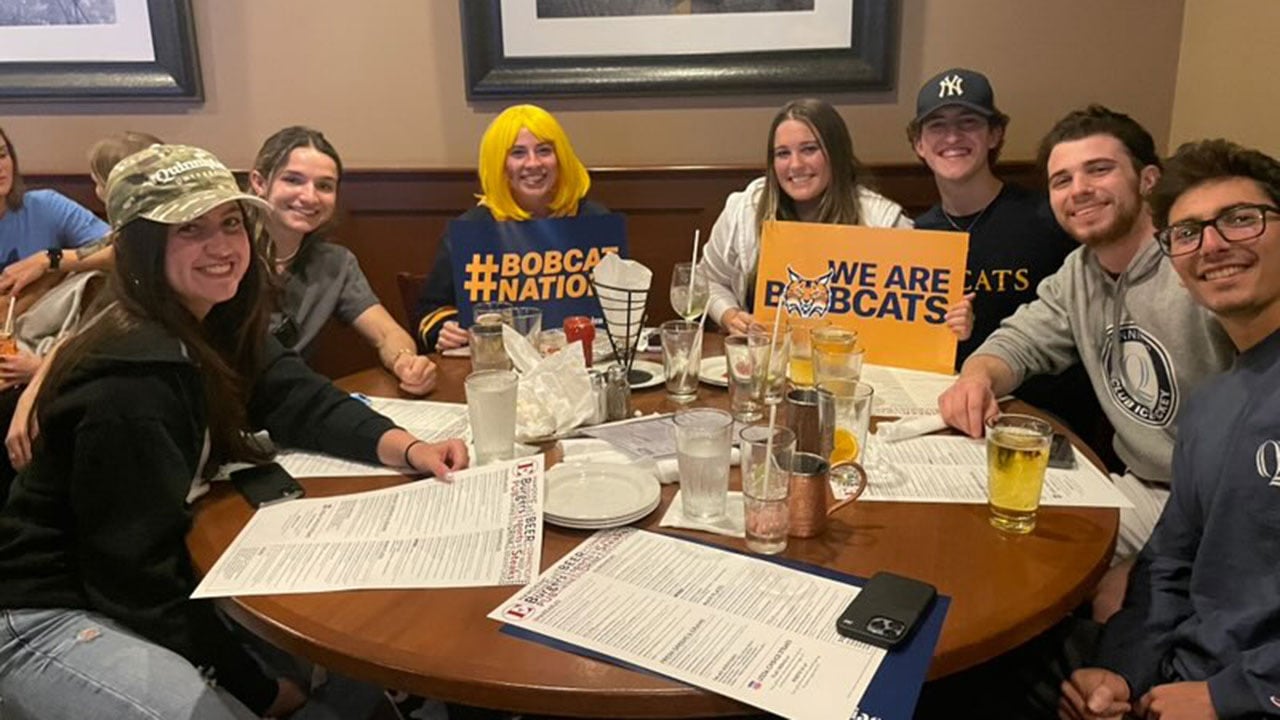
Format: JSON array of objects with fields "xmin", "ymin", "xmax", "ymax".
[{"xmin": 270, "ymin": 242, "xmax": 379, "ymax": 359}]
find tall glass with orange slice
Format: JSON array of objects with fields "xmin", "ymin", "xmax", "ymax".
[{"xmin": 817, "ymin": 380, "xmax": 875, "ymax": 495}]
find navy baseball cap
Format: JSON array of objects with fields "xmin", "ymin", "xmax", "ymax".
[{"xmin": 914, "ymin": 68, "xmax": 999, "ymax": 124}]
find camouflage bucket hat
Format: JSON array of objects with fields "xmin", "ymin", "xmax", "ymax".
[{"xmin": 105, "ymin": 144, "xmax": 270, "ymax": 230}]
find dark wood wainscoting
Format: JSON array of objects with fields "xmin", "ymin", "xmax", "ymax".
[{"xmin": 30, "ymin": 162, "xmax": 1040, "ymax": 379}]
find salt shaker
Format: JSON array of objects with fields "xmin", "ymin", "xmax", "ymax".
[
  {"xmin": 605, "ymin": 364, "xmax": 631, "ymax": 421},
  {"xmin": 587, "ymin": 369, "xmax": 609, "ymax": 425}
]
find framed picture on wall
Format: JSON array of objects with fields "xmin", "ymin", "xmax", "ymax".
[
  {"xmin": 0, "ymin": 0, "xmax": 202, "ymax": 102},
  {"xmin": 461, "ymin": 0, "xmax": 898, "ymax": 98}
]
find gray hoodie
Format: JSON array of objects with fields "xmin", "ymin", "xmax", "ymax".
[{"xmin": 974, "ymin": 237, "xmax": 1233, "ymax": 483}]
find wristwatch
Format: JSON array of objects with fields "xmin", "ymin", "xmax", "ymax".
[{"xmin": 46, "ymin": 247, "xmax": 62, "ymax": 271}]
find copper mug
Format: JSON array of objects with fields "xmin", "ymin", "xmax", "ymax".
[{"xmin": 786, "ymin": 451, "xmax": 867, "ymax": 538}]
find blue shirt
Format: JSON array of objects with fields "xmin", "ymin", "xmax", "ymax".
[
  {"xmin": 0, "ymin": 189, "xmax": 108, "ymax": 269},
  {"xmin": 1097, "ymin": 327, "xmax": 1280, "ymax": 717}
]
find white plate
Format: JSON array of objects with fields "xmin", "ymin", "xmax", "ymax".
[
  {"xmin": 544, "ymin": 462, "xmax": 661, "ymax": 523},
  {"xmin": 545, "ymin": 494, "xmax": 661, "ymax": 529},
  {"xmin": 699, "ymin": 356, "xmax": 729, "ymax": 387}
]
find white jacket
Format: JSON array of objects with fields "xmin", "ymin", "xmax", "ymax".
[{"xmin": 702, "ymin": 176, "xmax": 913, "ymax": 324}]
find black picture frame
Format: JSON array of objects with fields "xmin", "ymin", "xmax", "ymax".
[
  {"xmin": 0, "ymin": 0, "xmax": 202, "ymax": 102},
  {"xmin": 461, "ymin": 0, "xmax": 898, "ymax": 99}
]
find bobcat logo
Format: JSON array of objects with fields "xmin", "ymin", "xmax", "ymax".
[{"xmin": 782, "ymin": 266, "xmax": 833, "ymax": 318}]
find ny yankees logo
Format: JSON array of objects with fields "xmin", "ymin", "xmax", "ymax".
[
  {"xmin": 938, "ymin": 74, "xmax": 964, "ymax": 98},
  {"xmin": 1256, "ymin": 440, "xmax": 1280, "ymax": 486}
]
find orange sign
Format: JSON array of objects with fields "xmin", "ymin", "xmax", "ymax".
[{"xmin": 752, "ymin": 221, "xmax": 969, "ymax": 373}]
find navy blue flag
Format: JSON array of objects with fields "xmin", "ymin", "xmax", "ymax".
[{"xmin": 448, "ymin": 213, "xmax": 628, "ymax": 329}]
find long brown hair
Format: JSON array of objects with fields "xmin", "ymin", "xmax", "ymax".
[
  {"xmin": 37, "ymin": 209, "xmax": 273, "ymax": 470},
  {"xmin": 248, "ymin": 126, "xmax": 344, "ymax": 270},
  {"xmin": 1, "ymin": 126, "xmax": 28, "ymax": 211},
  {"xmin": 756, "ymin": 98, "xmax": 867, "ymax": 231}
]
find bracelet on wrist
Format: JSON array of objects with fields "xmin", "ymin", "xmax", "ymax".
[{"xmin": 403, "ymin": 439, "xmax": 425, "ymax": 470}]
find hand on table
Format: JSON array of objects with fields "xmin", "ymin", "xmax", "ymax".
[
  {"xmin": 1136, "ymin": 681, "xmax": 1218, "ymax": 720},
  {"xmin": 408, "ymin": 439, "xmax": 469, "ymax": 480},
  {"xmin": 1060, "ymin": 668, "xmax": 1131, "ymax": 720},
  {"xmin": 392, "ymin": 352, "xmax": 438, "ymax": 396},
  {"xmin": 937, "ymin": 374, "xmax": 999, "ymax": 437},
  {"xmin": 945, "ymin": 293, "xmax": 976, "ymax": 341},
  {"xmin": 721, "ymin": 308, "xmax": 757, "ymax": 336},
  {"xmin": 436, "ymin": 321, "xmax": 469, "ymax": 351}
]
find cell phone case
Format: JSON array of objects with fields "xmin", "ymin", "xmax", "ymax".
[
  {"xmin": 231, "ymin": 463, "xmax": 304, "ymax": 508},
  {"xmin": 1048, "ymin": 433, "xmax": 1077, "ymax": 469},
  {"xmin": 836, "ymin": 572, "xmax": 937, "ymax": 649}
]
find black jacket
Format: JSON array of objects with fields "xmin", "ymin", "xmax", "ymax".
[
  {"xmin": 414, "ymin": 200, "xmax": 611, "ymax": 351},
  {"xmin": 0, "ymin": 321, "xmax": 396, "ymax": 714}
]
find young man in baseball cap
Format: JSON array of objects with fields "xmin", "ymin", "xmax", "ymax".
[{"xmin": 908, "ymin": 68, "xmax": 1108, "ymax": 466}]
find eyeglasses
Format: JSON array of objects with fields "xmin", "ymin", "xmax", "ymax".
[{"xmin": 1156, "ymin": 203, "xmax": 1280, "ymax": 257}]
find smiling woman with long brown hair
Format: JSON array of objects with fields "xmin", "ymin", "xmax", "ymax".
[{"xmin": 0, "ymin": 144, "xmax": 467, "ymax": 719}]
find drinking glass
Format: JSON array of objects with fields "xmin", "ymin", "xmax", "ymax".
[
  {"xmin": 749, "ymin": 329, "xmax": 789, "ymax": 405},
  {"xmin": 469, "ymin": 323, "xmax": 512, "ymax": 371},
  {"xmin": 505, "ymin": 306, "xmax": 542, "ymax": 346},
  {"xmin": 672, "ymin": 408, "xmax": 734, "ymax": 521},
  {"xmin": 660, "ymin": 319, "xmax": 701, "ymax": 403},
  {"xmin": 472, "ymin": 301, "xmax": 512, "ymax": 327},
  {"xmin": 669, "ymin": 262, "xmax": 710, "ymax": 322},
  {"xmin": 740, "ymin": 425, "xmax": 796, "ymax": 554},
  {"xmin": 986, "ymin": 414, "xmax": 1053, "ymax": 534},
  {"xmin": 464, "ymin": 370, "xmax": 518, "ymax": 465},
  {"xmin": 787, "ymin": 322, "xmax": 816, "ymax": 389},
  {"xmin": 817, "ymin": 380, "xmax": 874, "ymax": 467},
  {"xmin": 812, "ymin": 327, "xmax": 863, "ymax": 385},
  {"xmin": 723, "ymin": 334, "xmax": 768, "ymax": 422},
  {"xmin": 537, "ymin": 329, "xmax": 567, "ymax": 357}
]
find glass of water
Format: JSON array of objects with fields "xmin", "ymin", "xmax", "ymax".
[
  {"xmin": 672, "ymin": 408, "xmax": 734, "ymax": 521},
  {"xmin": 464, "ymin": 370, "xmax": 518, "ymax": 465}
]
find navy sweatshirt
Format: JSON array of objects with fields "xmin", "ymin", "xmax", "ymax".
[{"xmin": 1096, "ymin": 327, "xmax": 1280, "ymax": 717}]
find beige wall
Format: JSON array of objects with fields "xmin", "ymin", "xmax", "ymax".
[
  {"xmin": 1170, "ymin": 0, "xmax": 1280, "ymax": 156},
  {"xmin": 3, "ymin": 0, "xmax": 1185, "ymax": 174}
]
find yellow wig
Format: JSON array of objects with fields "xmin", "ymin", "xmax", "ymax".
[{"xmin": 476, "ymin": 104, "xmax": 591, "ymax": 221}]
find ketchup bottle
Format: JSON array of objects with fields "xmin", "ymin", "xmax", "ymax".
[{"xmin": 563, "ymin": 316, "xmax": 595, "ymax": 366}]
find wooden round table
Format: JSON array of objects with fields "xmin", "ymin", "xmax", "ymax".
[{"xmin": 188, "ymin": 338, "xmax": 1117, "ymax": 718}]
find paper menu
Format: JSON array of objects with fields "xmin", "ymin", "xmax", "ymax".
[{"xmin": 192, "ymin": 456, "xmax": 544, "ymax": 597}]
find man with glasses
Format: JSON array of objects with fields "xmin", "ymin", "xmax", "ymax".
[
  {"xmin": 908, "ymin": 68, "xmax": 1105, "ymax": 459},
  {"xmin": 937, "ymin": 107, "xmax": 1234, "ymax": 620},
  {"xmin": 1061, "ymin": 139, "xmax": 1280, "ymax": 720}
]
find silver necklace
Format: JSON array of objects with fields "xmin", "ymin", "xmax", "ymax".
[{"xmin": 941, "ymin": 202, "xmax": 991, "ymax": 233}]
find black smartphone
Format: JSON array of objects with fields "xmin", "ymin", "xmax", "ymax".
[
  {"xmin": 836, "ymin": 572, "xmax": 936, "ymax": 649},
  {"xmin": 231, "ymin": 462, "xmax": 304, "ymax": 508},
  {"xmin": 1049, "ymin": 433, "xmax": 1076, "ymax": 470}
]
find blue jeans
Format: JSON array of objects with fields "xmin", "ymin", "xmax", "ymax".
[{"xmin": 0, "ymin": 608, "xmax": 383, "ymax": 720}]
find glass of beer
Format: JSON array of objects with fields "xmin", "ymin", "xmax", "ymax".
[{"xmin": 986, "ymin": 414, "xmax": 1054, "ymax": 534}]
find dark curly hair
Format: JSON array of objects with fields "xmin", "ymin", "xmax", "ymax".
[{"xmin": 1149, "ymin": 138, "xmax": 1280, "ymax": 229}]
